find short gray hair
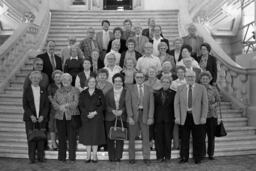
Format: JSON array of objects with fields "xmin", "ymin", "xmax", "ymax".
[
  {"xmin": 60, "ymin": 73, "xmax": 72, "ymax": 82},
  {"xmin": 29, "ymin": 71, "xmax": 42, "ymax": 81}
]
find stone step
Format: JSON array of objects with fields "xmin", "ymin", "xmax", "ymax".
[
  {"xmin": 0, "ymin": 125, "xmax": 254, "ymax": 134},
  {"xmin": 0, "ymin": 143, "xmax": 256, "ymax": 160},
  {"xmin": 51, "ymin": 10, "xmax": 179, "ymax": 15}
]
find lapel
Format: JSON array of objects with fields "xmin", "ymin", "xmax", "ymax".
[
  {"xmin": 192, "ymin": 84, "xmax": 198, "ymax": 104},
  {"xmin": 133, "ymin": 84, "xmax": 139, "ymax": 101},
  {"xmin": 119, "ymin": 89, "xmax": 125, "ymax": 108},
  {"xmin": 181, "ymin": 85, "xmax": 187, "ymax": 106},
  {"xmin": 39, "ymin": 87, "xmax": 44, "ymax": 115},
  {"xmin": 27, "ymin": 86, "xmax": 35, "ymax": 112},
  {"xmin": 109, "ymin": 89, "xmax": 116, "ymax": 109}
]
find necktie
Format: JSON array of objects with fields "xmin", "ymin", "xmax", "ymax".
[
  {"xmin": 161, "ymin": 91, "xmax": 166, "ymax": 104},
  {"xmin": 188, "ymin": 85, "xmax": 192, "ymax": 109},
  {"xmin": 50, "ymin": 54, "xmax": 55, "ymax": 70},
  {"xmin": 139, "ymin": 85, "xmax": 143, "ymax": 107}
]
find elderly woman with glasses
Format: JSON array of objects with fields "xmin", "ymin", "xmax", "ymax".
[
  {"xmin": 47, "ymin": 70, "xmax": 63, "ymax": 151},
  {"xmin": 119, "ymin": 38, "xmax": 142, "ymax": 68},
  {"xmin": 105, "ymin": 73, "xmax": 127, "ymax": 162},
  {"xmin": 23, "ymin": 58, "xmax": 49, "ymax": 91},
  {"xmin": 158, "ymin": 42, "xmax": 175, "ymax": 67},
  {"xmin": 52, "ymin": 73, "xmax": 80, "ymax": 163},
  {"xmin": 104, "ymin": 53, "xmax": 122, "ymax": 84},
  {"xmin": 199, "ymin": 71, "xmax": 220, "ymax": 160},
  {"xmin": 79, "ymin": 76, "xmax": 106, "ymax": 163},
  {"xmin": 107, "ymin": 27, "xmax": 127, "ymax": 53}
]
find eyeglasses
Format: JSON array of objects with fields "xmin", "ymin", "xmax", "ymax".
[{"xmin": 135, "ymin": 76, "xmax": 144, "ymax": 79}]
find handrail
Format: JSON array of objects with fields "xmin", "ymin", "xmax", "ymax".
[{"xmin": 0, "ymin": 1, "xmax": 50, "ymax": 92}]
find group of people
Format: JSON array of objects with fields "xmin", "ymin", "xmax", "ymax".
[{"xmin": 22, "ymin": 18, "xmax": 220, "ymax": 165}]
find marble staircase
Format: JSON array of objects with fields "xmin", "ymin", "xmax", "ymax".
[{"xmin": 0, "ymin": 10, "xmax": 256, "ymax": 160}]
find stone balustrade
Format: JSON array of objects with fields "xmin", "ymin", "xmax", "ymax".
[{"xmin": 0, "ymin": 1, "xmax": 50, "ymax": 92}]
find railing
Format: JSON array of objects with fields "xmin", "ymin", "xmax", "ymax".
[
  {"xmin": 240, "ymin": 21, "xmax": 256, "ymax": 54},
  {"xmin": 180, "ymin": 0, "xmax": 256, "ymax": 117},
  {"xmin": 0, "ymin": 1, "xmax": 51, "ymax": 92}
]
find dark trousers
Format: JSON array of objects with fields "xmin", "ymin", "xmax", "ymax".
[
  {"xmin": 25, "ymin": 121, "xmax": 45, "ymax": 162},
  {"xmin": 202, "ymin": 117, "xmax": 217, "ymax": 157},
  {"xmin": 180, "ymin": 113, "xmax": 204, "ymax": 161},
  {"xmin": 154, "ymin": 122, "xmax": 174, "ymax": 160},
  {"xmin": 105, "ymin": 120, "xmax": 126, "ymax": 161},
  {"xmin": 129, "ymin": 110, "xmax": 150, "ymax": 160},
  {"xmin": 56, "ymin": 116, "xmax": 77, "ymax": 161}
]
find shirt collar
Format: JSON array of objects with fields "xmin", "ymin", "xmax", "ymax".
[
  {"xmin": 137, "ymin": 83, "xmax": 144, "ymax": 88},
  {"xmin": 70, "ymin": 56, "xmax": 78, "ymax": 60},
  {"xmin": 186, "ymin": 84, "xmax": 195, "ymax": 88},
  {"xmin": 143, "ymin": 55, "xmax": 154, "ymax": 58},
  {"xmin": 31, "ymin": 85, "xmax": 40, "ymax": 89}
]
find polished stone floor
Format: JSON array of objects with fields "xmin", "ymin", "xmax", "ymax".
[{"xmin": 0, "ymin": 155, "xmax": 256, "ymax": 171}]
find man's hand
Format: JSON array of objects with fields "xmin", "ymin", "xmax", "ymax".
[
  {"xmin": 30, "ymin": 115, "xmax": 37, "ymax": 123},
  {"xmin": 175, "ymin": 119, "xmax": 180, "ymax": 125},
  {"xmin": 200, "ymin": 118, "xmax": 206, "ymax": 124},
  {"xmin": 147, "ymin": 118, "xmax": 153, "ymax": 125},
  {"xmin": 38, "ymin": 116, "xmax": 44, "ymax": 123},
  {"xmin": 128, "ymin": 117, "xmax": 135, "ymax": 125}
]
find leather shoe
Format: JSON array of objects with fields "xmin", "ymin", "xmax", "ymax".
[
  {"xmin": 85, "ymin": 159, "xmax": 91, "ymax": 163},
  {"xmin": 179, "ymin": 158, "xmax": 188, "ymax": 164},
  {"xmin": 92, "ymin": 159, "xmax": 98, "ymax": 163},
  {"xmin": 129, "ymin": 159, "xmax": 135, "ymax": 164},
  {"xmin": 209, "ymin": 156, "xmax": 215, "ymax": 160},
  {"xmin": 194, "ymin": 159, "xmax": 201, "ymax": 164},
  {"xmin": 143, "ymin": 159, "xmax": 150, "ymax": 165}
]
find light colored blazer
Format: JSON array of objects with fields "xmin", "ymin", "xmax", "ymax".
[
  {"xmin": 131, "ymin": 35, "xmax": 149, "ymax": 55},
  {"xmin": 125, "ymin": 84, "xmax": 154, "ymax": 124},
  {"xmin": 96, "ymin": 31, "xmax": 114, "ymax": 51},
  {"xmin": 174, "ymin": 83, "xmax": 208, "ymax": 125}
]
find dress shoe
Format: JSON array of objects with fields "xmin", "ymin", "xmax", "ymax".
[
  {"xmin": 194, "ymin": 159, "xmax": 201, "ymax": 164},
  {"xmin": 29, "ymin": 160, "xmax": 35, "ymax": 164},
  {"xmin": 116, "ymin": 159, "xmax": 121, "ymax": 162},
  {"xmin": 208, "ymin": 156, "xmax": 215, "ymax": 160},
  {"xmin": 129, "ymin": 159, "xmax": 135, "ymax": 164},
  {"xmin": 157, "ymin": 158, "xmax": 165, "ymax": 162},
  {"xmin": 143, "ymin": 159, "xmax": 150, "ymax": 165},
  {"xmin": 92, "ymin": 159, "xmax": 98, "ymax": 163},
  {"xmin": 179, "ymin": 158, "xmax": 188, "ymax": 164},
  {"xmin": 85, "ymin": 159, "xmax": 91, "ymax": 163}
]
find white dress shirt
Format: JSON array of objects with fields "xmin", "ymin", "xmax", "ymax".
[
  {"xmin": 137, "ymin": 84, "xmax": 144, "ymax": 109},
  {"xmin": 102, "ymin": 30, "xmax": 110, "ymax": 50},
  {"xmin": 31, "ymin": 85, "xmax": 40, "ymax": 118}
]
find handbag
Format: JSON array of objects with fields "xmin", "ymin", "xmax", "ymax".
[
  {"xmin": 71, "ymin": 114, "xmax": 81, "ymax": 129},
  {"xmin": 215, "ymin": 101, "xmax": 227, "ymax": 137},
  {"xmin": 28, "ymin": 122, "xmax": 47, "ymax": 142},
  {"xmin": 109, "ymin": 116, "xmax": 128, "ymax": 141}
]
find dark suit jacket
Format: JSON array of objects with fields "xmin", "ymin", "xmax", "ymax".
[
  {"xmin": 23, "ymin": 86, "xmax": 49, "ymax": 122},
  {"xmin": 105, "ymin": 88, "xmax": 127, "ymax": 122},
  {"xmin": 142, "ymin": 28, "xmax": 164, "ymax": 40},
  {"xmin": 197, "ymin": 55, "xmax": 217, "ymax": 84},
  {"xmin": 107, "ymin": 39, "xmax": 127, "ymax": 53},
  {"xmin": 119, "ymin": 50, "xmax": 142, "ymax": 68},
  {"xmin": 37, "ymin": 52, "xmax": 62, "ymax": 82},
  {"xmin": 154, "ymin": 88, "xmax": 176, "ymax": 123}
]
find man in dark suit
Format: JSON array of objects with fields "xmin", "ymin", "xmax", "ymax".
[
  {"xmin": 142, "ymin": 18, "xmax": 155, "ymax": 40},
  {"xmin": 197, "ymin": 43, "xmax": 217, "ymax": 85},
  {"xmin": 126, "ymin": 71, "xmax": 154, "ymax": 165},
  {"xmin": 37, "ymin": 40, "xmax": 62, "ymax": 82},
  {"xmin": 23, "ymin": 71, "xmax": 49, "ymax": 163},
  {"xmin": 174, "ymin": 70, "xmax": 208, "ymax": 164}
]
